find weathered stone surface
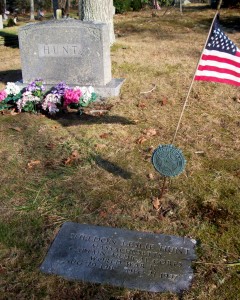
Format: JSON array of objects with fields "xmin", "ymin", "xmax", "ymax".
[
  {"xmin": 40, "ymin": 222, "xmax": 197, "ymax": 293},
  {"xmin": 18, "ymin": 19, "xmax": 112, "ymax": 86}
]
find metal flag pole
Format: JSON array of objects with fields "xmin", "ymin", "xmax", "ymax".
[
  {"xmin": 156, "ymin": 11, "xmax": 219, "ymax": 200},
  {"xmin": 171, "ymin": 11, "xmax": 219, "ymax": 145}
]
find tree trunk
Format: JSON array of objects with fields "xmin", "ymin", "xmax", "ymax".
[
  {"xmin": 79, "ymin": 0, "xmax": 115, "ymax": 45},
  {"xmin": 59, "ymin": 0, "xmax": 69, "ymax": 16},
  {"xmin": 0, "ymin": 0, "xmax": 4, "ymax": 17},
  {"xmin": 30, "ymin": 0, "xmax": 35, "ymax": 20}
]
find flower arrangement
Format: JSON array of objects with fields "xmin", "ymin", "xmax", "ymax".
[{"xmin": 0, "ymin": 79, "xmax": 97, "ymax": 115}]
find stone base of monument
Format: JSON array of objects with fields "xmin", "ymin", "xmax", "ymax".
[
  {"xmin": 16, "ymin": 78, "xmax": 125, "ymax": 99},
  {"xmin": 94, "ymin": 78, "xmax": 125, "ymax": 98}
]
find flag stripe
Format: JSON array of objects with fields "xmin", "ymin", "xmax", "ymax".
[
  {"xmin": 201, "ymin": 53, "xmax": 240, "ymax": 69},
  {"xmin": 198, "ymin": 59, "xmax": 240, "ymax": 74},
  {"xmin": 195, "ymin": 69, "xmax": 240, "ymax": 84},
  {"xmin": 197, "ymin": 65, "xmax": 240, "ymax": 78},
  {"xmin": 203, "ymin": 49, "xmax": 240, "ymax": 63},
  {"xmin": 195, "ymin": 75, "xmax": 240, "ymax": 87}
]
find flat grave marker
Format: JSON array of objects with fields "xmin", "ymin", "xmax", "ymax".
[{"xmin": 40, "ymin": 222, "xmax": 197, "ymax": 293}]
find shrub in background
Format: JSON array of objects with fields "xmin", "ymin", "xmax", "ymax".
[
  {"xmin": 114, "ymin": 0, "xmax": 145, "ymax": 13},
  {"xmin": 132, "ymin": 0, "xmax": 143, "ymax": 11},
  {"xmin": 114, "ymin": 0, "xmax": 132, "ymax": 13}
]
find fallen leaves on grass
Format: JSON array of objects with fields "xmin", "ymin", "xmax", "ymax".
[
  {"xmin": 10, "ymin": 109, "xmax": 20, "ymax": 115},
  {"xmin": 9, "ymin": 126, "xmax": 22, "ymax": 132},
  {"xmin": 136, "ymin": 136, "xmax": 148, "ymax": 144},
  {"xmin": 152, "ymin": 197, "xmax": 161, "ymax": 210},
  {"xmin": 99, "ymin": 133, "xmax": 110, "ymax": 139},
  {"xmin": 143, "ymin": 128, "xmax": 157, "ymax": 137},
  {"xmin": 160, "ymin": 97, "xmax": 168, "ymax": 106},
  {"xmin": 137, "ymin": 101, "xmax": 147, "ymax": 109},
  {"xmin": 1, "ymin": 109, "xmax": 19, "ymax": 115},
  {"xmin": 45, "ymin": 142, "xmax": 56, "ymax": 150},
  {"xmin": 95, "ymin": 143, "xmax": 107, "ymax": 150},
  {"xmin": 136, "ymin": 128, "xmax": 158, "ymax": 144},
  {"xmin": 63, "ymin": 150, "xmax": 80, "ymax": 165},
  {"xmin": 27, "ymin": 160, "xmax": 41, "ymax": 169},
  {"xmin": 147, "ymin": 173, "xmax": 155, "ymax": 180},
  {"xmin": 99, "ymin": 211, "xmax": 108, "ymax": 218}
]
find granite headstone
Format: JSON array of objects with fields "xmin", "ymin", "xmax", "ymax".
[
  {"xmin": 18, "ymin": 19, "xmax": 124, "ymax": 97},
  {"xmin": 40, "ymin": 222, "xmax": 197, "ymax": 293}
]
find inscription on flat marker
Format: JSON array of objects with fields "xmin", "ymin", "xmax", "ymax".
[{"xmin": 40, "ymin": 222, "xmax": 197, "ymax": 293}]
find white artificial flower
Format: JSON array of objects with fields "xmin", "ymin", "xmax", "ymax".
[
  {"xmin": 5, "ymin": 82, "xmax": 21, "ymax": 96},
  {"xmin": 42, "ymin": 94, "xmax": 60, "ymax": 114},
  {"xmin": 47, "ymin": 102, "xmax": 59, "ymax": 114},
  {"xmin": 81, "ymin": 86, "xmax": 94, "ymax": 103}
]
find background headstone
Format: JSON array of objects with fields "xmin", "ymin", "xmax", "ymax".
[
  {"xmin": 40, "ymin": 222, "xmax": 197, "ymax": 293},
  {"xmin": 56, "ymin": 9, "xmax": 62, "ymax": 19},
  {"xmin": 0, "ymin": 15, "xmax": 3, "ymax": 29}
]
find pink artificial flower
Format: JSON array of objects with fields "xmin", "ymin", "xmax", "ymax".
[
  {"xmin": 0, "ymin": 90, "xmax": 7, "ymax": 102},
  {"xmin": 63, "ymin": 88, "xmax": 82, "ymax": 108}
]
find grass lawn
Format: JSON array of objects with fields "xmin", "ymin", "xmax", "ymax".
[{"xmin": 0, "ymin": 4, "xmax": 240, "ymax": 299}]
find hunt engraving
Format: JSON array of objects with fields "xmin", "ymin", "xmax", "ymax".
[{"xmin": 38, "ymin": 44, "xmax": 83, "ymax": 57}]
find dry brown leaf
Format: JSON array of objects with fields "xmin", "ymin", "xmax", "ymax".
[
  {"xmin": 27, "ymin": 160, "xmax": 41, "ymax": 169},
  {"xmin": 45, "ymin": 143, "xmax": 56, "ymax": 150},
  {"xmin": 152, "ymin": 197, "xmax": 161, "ymax": 210},
  {"xmin": 99, "ymin": 133, "xmax": 109, "ymax": 139},
  {"xmin": 71, "ymin": 150, "xmax": 79, "ymax": 158},
  {"xmin": 161, "ymin": 97, "xmax": 168, "ymax": 106},
  {"xmin": 145, "ymin": 146, "xmax": 154, "ymax": 152},
  {"xmin": 64, "ymin": 157, "xmax": 72, "ymax": 165},
  {"xmin": 147, "ymin": 173, "xmax": 155, "ymax": 180},
  {"xmin": 99, "ymin": 211, "xmax": 107, "ymax": 218},
  {"xmin": 9, "ymin": 126, "xmax": 22, "ymax": 132},
  {"xmin": 136, "ymin": 136, "xmax": 147, "ymax": 144},
  {"xmin": 143, "ymin": 128, "xmax": 157, "ymax": 137},
  {"xmin": 95, "ymin": 143, "xmax": 107, "ymax": 150},
  {"xmin": 137, "ymin": 102, "xmax": 146, "ymax": 109},
  {"xmin": 64, "ymin": 150, "xmax": 80, "ymax": 165},
  {"xmin": 10, "ymin": 109, "xmax": 19, "ymax": 116}
]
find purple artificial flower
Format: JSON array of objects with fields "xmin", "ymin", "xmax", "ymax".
[
  {"xmin": 51, "ymin": 82, "xmax": 69, "ymax": 97},
  {"xmin": 26, "ymin": 79, "xmax": 45, "ymax": 93}
]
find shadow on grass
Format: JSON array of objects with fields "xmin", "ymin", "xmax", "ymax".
[
  {"xmin": 0, "ymin": 69, "xmax": 22, "ymax": 84},
  {"xmin": 51, "ymin": 112, "xmax": 136, "ymax": 126},
  {"xmin": 94, "ymin": 155, "xmax": 132, "ymax": 179},
  {"xmin": 0, "ymin": 31, "xmax": 19, "ymax": 48}
]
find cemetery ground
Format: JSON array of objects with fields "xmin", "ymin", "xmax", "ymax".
[{"xmin": 0, "ymin": 4, "xmax": 240, "ymax": 300}]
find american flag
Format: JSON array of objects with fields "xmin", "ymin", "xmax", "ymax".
[{"xmin": 195, "ymin": 15, "xmax": 240, "ymax": 87}]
